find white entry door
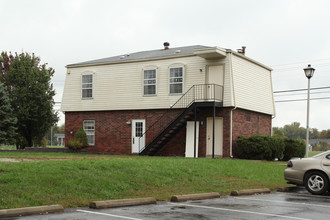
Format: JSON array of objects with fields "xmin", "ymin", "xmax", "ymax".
[
  {"xmin": 132, "ymin": 119, "xmax": 145, "ymax": 153},
  {"xmin": 206, "ymin": 117, "xmax": 223, "ymax": 157},
  {"xmin": 185, "ymin": 121, "xmax": 199, "ymax": 158},
  {"xmin": 207, "ymin": 65, "xmax": 224, "ymax": 100}
]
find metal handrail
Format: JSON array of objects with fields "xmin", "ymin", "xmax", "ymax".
[{"xmin": 139, "ymin": 84, "xmax": 223, "ymax": 153}]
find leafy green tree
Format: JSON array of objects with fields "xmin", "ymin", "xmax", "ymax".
[
  {"xmin": 273, "ymin": 128, "xmax": 285, "ymax": 137},
  {"xmin": 0, "ymin": 52, "xmax": 58, "ymax": 148},
  {"xmin": 281, "ymin": 122, "xmax": 306, "ymax": 139},
  {"xmin": 0, "ymin": 81, "xmax": 17, "ymax": 144},
  {"xmin": 310, "ymin": 128, "xmax": 319, "ymax": 139},
  {"xmin": 319, "ymin": 129, "xmax": 330, "ymax": 139},
  {"xmin": 318, "ymin": 141, "xmax": 330, "ymax": 151}
]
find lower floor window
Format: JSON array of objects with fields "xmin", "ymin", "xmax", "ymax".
[{"xmin": 83, "ymin": 120, "xmax": 95, "ymax": 145}]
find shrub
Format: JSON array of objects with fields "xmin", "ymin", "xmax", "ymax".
[
  {"xmin": 237, "ymin": 134, "xmax": 285, "ymax": 161},
  {"xmin": 75, "ymin": 127, "xmax": 88, "ymax": 147},
  {"xmin": 67, "ymin": 127, "xmax": 89, "ymax": 151},
  {"xmin": 67, "ymin": 139, "xmax": 83, "ymax": 151},
  {"xmin": 269, "ymin": 136, "xmax": 285, "ymax": 160},
  {"xmin": 282, "ymin": 138, "xmax": 305, "ymax": 161},
  {"xmin": 237, "ymin": 134, "xmax": 271, "ymax": 160}
]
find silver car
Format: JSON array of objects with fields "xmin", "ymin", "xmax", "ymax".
[{"xmin": 284, "ymin": 150, "xmax": 330, "ymax": 195}]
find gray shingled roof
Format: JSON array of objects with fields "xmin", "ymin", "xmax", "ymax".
[{"xmin": 67, "ymin": 45, "xmax": 213, "ymax": 67}]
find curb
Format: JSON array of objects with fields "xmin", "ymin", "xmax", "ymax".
[
  {"xmin": 230, "ymin": 188, "xmax": 271, "ymax": 196},
  {"xmin": 89, "ymin": 197, "xmax": 157, "ymax": 209},
  {"xmin": 0, "ymin": 205, "xmax": 64, "ymax": 218},
  {"xmin": 170, "ymin": 192, "xmax": 220, "ymax": 202}
]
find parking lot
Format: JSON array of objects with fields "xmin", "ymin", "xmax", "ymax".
[{"xmin": 5, "ymin": 187, "xmax": 330, "ymax": 220}]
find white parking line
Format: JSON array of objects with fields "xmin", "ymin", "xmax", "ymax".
[
  {"xmin": 77, "ymin": 209, "xmax": 143, "ymax": 220},
  {"xmin": 235, "ymin": 197, "xmax": 330, "ymax": 208},
  {"xmin": 168, "ymin": 202, "xmax": 311, "ymax": 220}
]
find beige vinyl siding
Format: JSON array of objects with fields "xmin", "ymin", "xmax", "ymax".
[
  {"xmin": 231, "ymin": 53, "xmax": 275, "ymax": 115},
  {"xmin": 61, "ymin": 56, "xmax": 216, "ymax": 112}
]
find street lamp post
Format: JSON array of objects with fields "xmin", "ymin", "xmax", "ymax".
[{"xmin": 304, "ymin": 64, "xmax": 315, "ymax": 158}]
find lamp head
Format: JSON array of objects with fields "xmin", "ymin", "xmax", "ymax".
[{"xmin": 304, "ymin": 64, "xmax": 315, "ymax": 79}]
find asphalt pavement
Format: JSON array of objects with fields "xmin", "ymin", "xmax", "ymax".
[{"xmin": 3, "ymin": 187, "xmax": 330, "ymax": 220}]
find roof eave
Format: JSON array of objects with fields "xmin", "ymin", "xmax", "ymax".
[{"xmin": 194, "ymin": 47, "xmax": 227, "ymax": 59}]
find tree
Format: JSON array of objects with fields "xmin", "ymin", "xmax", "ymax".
[
  {"xmin": 281, "ymin": 122, "xmax": 306, "ymax": 139},
  {"xmin": 273, "ymin": 127, "xmax": 285, "ymax": 137},
  {"xmin": 0, "ymin": 52, "xmax": 58, "ymax": 148},
  {"xmin": 310, "ymin": 128, "xmax": 319, "ymax": 139},
  {"xmin": 319, "ymin": 129, "xmax": 330, "ymax": 139},
  {"xmin": 0, "ymin": 81, "xmax": 17, "ymax": 144}
]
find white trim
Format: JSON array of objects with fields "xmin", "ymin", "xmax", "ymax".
[
  {"xmin": 132, "ymin": 119, "xmax": 145, "ymax": 153},
  {"xmin": 142, "ymin": 67, "xmax": 157, "ymax": 96},
  {"xmin": 83, "ymin": 120, "xmax": 95, "ymax": 146},
  {"xmin": 81, "ymin": 72, "xmax": 94, "ymax": 99},
  {"xmin": 168, "ymin": 65, "xmax": 185, "ymax": 95}
]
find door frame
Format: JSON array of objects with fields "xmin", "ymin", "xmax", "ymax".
[
  {"xmin": 185, "ymin": 121, "xmax": 199, "ymax": 158},
  {"xmin": 206, "ymin": 117, "xmax": 223, "ymax": 157},
  {"xmin": 131, "ymin": 119, "xmax": 146, "ymax": 153},
  {"xmin": 206, "ymin": 64, "xmax": 224, "ymax": 85}
]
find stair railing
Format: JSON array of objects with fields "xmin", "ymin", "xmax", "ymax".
[{"xmin": 139, "ymin": 84, "xmax": 223, "ymax": 153}]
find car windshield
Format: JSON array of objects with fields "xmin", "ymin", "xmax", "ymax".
[{"xmin": 312, "ymin": 150, "xmax": 330, "ymax": 158}]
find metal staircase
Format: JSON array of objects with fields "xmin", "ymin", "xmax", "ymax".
[{"xmin": 139, "ymin": 84, "xmax": 223, "ymax": 156}]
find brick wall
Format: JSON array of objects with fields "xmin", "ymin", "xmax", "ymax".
[
  {"xmin": 231, "ymin": 108, "xmax": 272, "ymax": 156},
  {"xmin": 65, "ymin": 109, "xmax": 181, "ymax": 155},
  {"xmin": 65, "ymin": 107, "xmax": 271, "ymax": 157}
]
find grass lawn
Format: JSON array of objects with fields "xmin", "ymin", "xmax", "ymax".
[
  {"xmin": 0, "ymin": 152, "xmax": 289, "ymax": 209},
  {"xmin": 308, "ymin": 151, "xmax": 324, "ymax": 157}
]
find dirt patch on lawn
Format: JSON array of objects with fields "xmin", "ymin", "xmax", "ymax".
[{"xmin": 0, "ymin": 158, "xmax": 66, "ymax": 162}]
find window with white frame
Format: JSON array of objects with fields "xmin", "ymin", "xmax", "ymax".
[
  {"xmin": 143, "ymin": 69, "xmax": 157, "ymax": 95},
  {"xmin": 82, "ymin": 74, "xmax": 93, "ymax": 98},
  {"xmin": 169, "ymin": 67, "xmax": 184, "ymax": 94},
  {"xmin": 83, "ymin": 120, "xmax": 95, "ymax": 145}
]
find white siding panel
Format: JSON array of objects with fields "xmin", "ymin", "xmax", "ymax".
[
  {"xmin": 231, "ymin": 54, "xmax": 275, "ymax": 115},
  {"xmin": 62, "ymin": 56, "xmax": 214, "ymax": 112}
]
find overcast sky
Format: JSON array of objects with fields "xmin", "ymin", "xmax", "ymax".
[{"xmin": 1, "ymin": 0, "xmax": 330, "ymax": 130}]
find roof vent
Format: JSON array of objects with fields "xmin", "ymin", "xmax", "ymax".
[
  {"xmin": 163, "ymin": 42, "xmax": 170, "ymax": 50},
  {"xmin": 237, "ymin": 46, "xmax": 246, "ymax": 55}
]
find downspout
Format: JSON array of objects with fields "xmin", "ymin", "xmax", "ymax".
[
  {"xmin": 229, "ymin": 52, "xmax": 237, "ymax": 158},
  {"xmin": 270, "ymin": 70, "xmax": 276, "ymax": 136}
]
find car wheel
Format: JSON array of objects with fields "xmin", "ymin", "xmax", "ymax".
[{"xmin": 304, "ymin": 171, "xmax": 329, "ymax": 195}]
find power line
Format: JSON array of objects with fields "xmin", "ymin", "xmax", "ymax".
[
  {"xmin": 274, "ymin": 86, "xmax": 330, "ymax": 93},
  {"xmin": 274, "ymin": 91, "xmax": 330, "ymax": 97},
  {"xmin": 275, "ymin": 97, "xmax": 330, "ymax": 103}
]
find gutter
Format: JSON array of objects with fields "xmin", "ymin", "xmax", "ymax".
[
  {"xmin": 229, "ymin": 52, "xmax": 237, "ymax": 158},
  {"xmin": 270, "ymin": 70, "xmax": 276, "ymax": 136}
]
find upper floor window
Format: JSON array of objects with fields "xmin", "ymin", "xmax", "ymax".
[
  {"xmin": 83, "ymin": 120, "xmax": 95, "ymax": 145},
  {"xmin": 82, "ymin": 74, "xmax": 93, "ymax": 99},
  {"xmin": 143, "ymin": 69, "xmax": 157, "ymax": 95},
  {"xmin": 169, "ymin": 67, "xmax": 184, "ymax": 94}
]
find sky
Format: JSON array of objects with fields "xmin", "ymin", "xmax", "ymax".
[{"xmin": 1, "ymin": 0, "xmax": 330, "ymax": 130}]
